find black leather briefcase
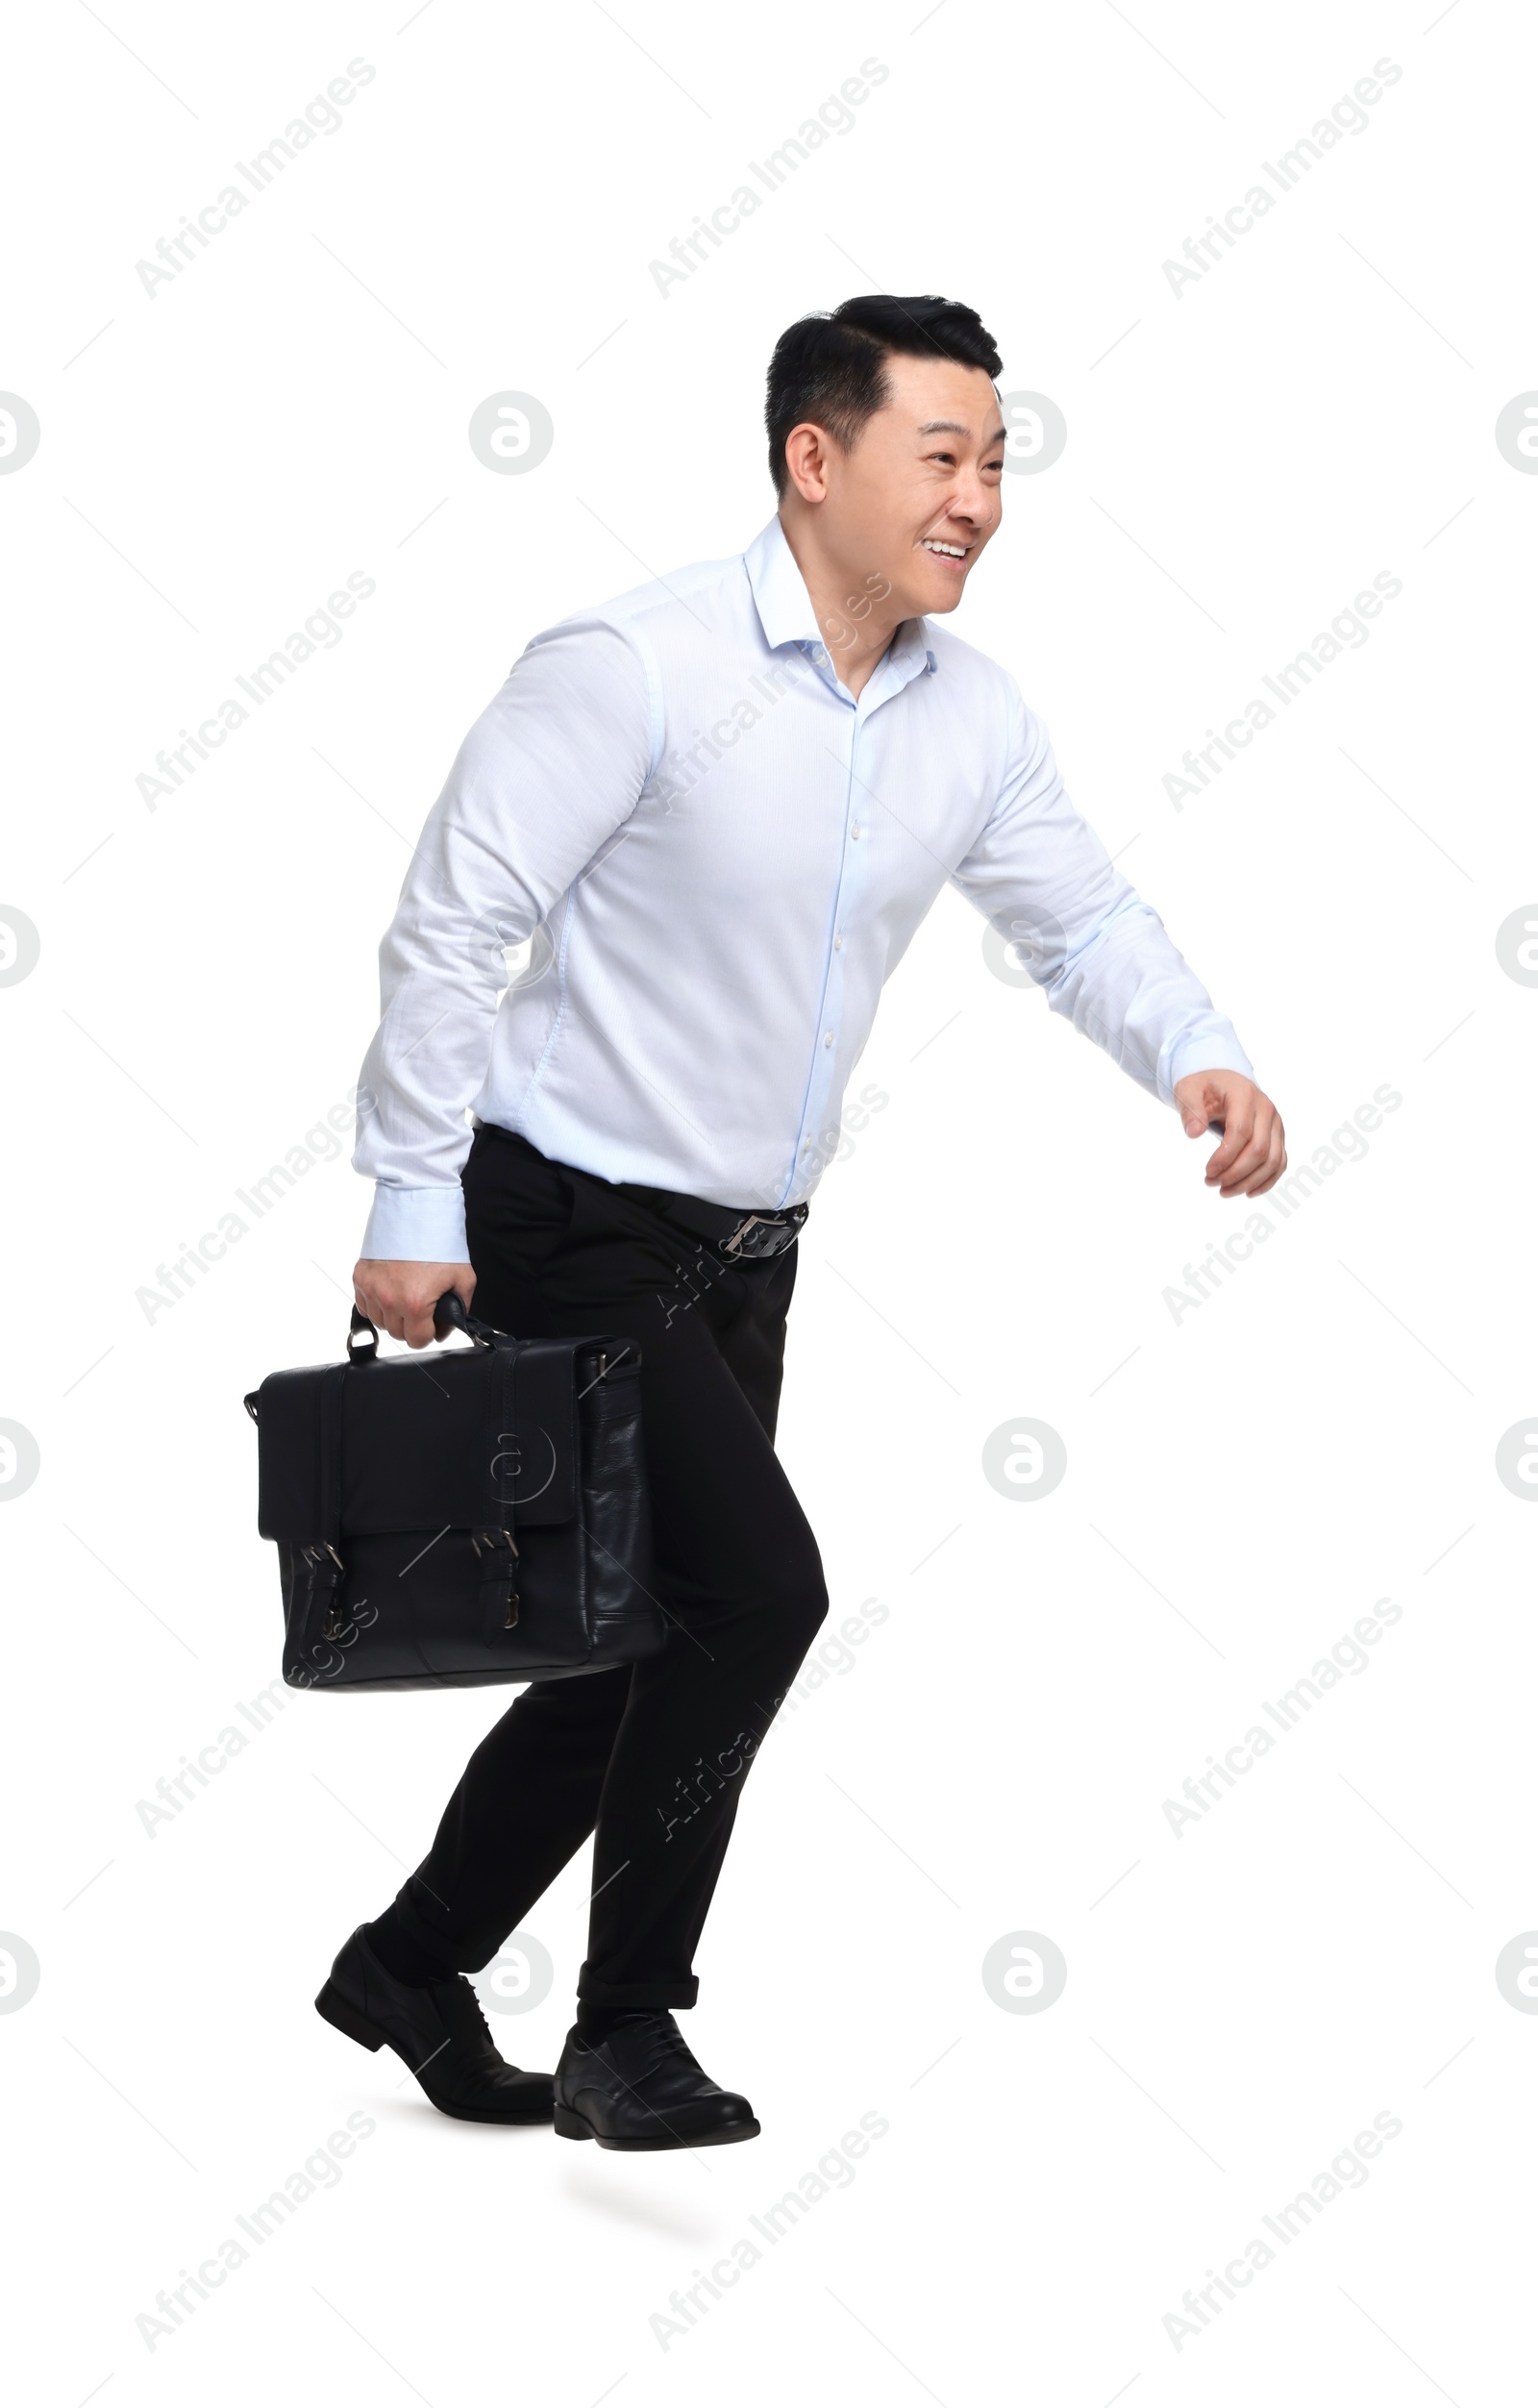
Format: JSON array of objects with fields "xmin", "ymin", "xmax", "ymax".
[{"xmin": 243, "ymin": 1296, "xmax": 663, "ymax": 1693}]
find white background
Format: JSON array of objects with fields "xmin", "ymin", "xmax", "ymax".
[{"xmin": 3, "ymin": 0, "xmax": 1534, "ymax": 2399}]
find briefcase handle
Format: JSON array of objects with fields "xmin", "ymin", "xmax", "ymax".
[{"xmin": 345, "ymin": 1291, "xmax": 512, "ymax": 1360}]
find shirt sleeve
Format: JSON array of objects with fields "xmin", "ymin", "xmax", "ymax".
[
  {"xmin": 946, "ymin": 675, "xmax": 1253, "ymax": 1104},
  {"xmin": 353, "ymin": 617, "xmax": 656, "ymax": 1261}
]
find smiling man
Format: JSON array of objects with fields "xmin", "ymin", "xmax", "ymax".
[{"xmin": 326, "ymin": 292, "xmax": 1285, "ymax": 2151}]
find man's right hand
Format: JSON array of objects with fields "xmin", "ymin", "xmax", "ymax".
[{"xmin": 352, "ymin": 1259, "xmax": 477, "ymax": 1350}]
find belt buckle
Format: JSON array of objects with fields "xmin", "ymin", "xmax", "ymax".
[{"xmin": 718, "ymin": 1208, "xmax": 802, "ymax": 1261}]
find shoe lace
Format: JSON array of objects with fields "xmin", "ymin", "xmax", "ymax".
[
  {"xmin": 432, "ymin": 1974, "xmax": 501, "ymax": 2060},
  {"xmin": 611, "ymin": 2012, "xmax": 697, "ymax": 2084}
]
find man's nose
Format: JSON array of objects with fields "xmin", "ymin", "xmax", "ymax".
[{"xmin": 948, "ymin": 475, "xmax": 997, "ymax": 530}]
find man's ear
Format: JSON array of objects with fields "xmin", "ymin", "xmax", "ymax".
[{"xmin": 782, "ymin": 422, "xmax": 831, "ymax": 505}]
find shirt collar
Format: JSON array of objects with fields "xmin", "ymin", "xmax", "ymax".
[{"xmin": 743, "ymin": 512, "xmax": 937, "ymax": 682}]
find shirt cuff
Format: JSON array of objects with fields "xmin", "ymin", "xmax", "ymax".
[
  {"xmin": 360, "ymin": 1183, "xmax": 469, "ymax": 1263},
  {"xmin": 1164, "ymin": 1029, "xmax": 1255, "ymax": 1103}
]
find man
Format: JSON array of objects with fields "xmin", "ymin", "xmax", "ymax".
[{"xmin": 319, "ymin": 293, "xmax": 1285, "ymax": 2150}]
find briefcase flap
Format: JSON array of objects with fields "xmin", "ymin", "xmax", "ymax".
[{"xmin": 255, "ymin": 1341, "xmax": 580, "ymax": 1542}]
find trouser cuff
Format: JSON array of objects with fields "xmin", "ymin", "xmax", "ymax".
[{"xmin": 577, "ymin": 1963, "xmax": 700, "ymax": 2012}]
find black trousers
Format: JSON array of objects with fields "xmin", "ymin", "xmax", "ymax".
[{"xmin": 382, "ymin": 1124, "xmax": 830, "ymax": 2014}]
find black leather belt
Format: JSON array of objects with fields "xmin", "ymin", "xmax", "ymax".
[
  {"xmin": 482, "ymin": 1125, "xmax": 807, "ymax": 1261},
  {"xmin": 612, "ymin": 1179, "xmax": 808, "ymax": 1261}
]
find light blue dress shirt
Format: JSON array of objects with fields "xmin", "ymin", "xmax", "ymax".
[{"xmin": 356, "ymin": 511, "xmax": 1253, "ymax": 1260}]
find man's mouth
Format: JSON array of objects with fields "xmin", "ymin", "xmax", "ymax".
[{"xmin": 920, "ymin": 536, "xmax": 972, "ymax": 569}]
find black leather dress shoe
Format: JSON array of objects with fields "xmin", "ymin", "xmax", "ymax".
[
  {"xmin": 554, "ymin": 2011, "xmax": 760, "ymax": 2149},
  {"xmin": 315, "ymin": 1926, "xmax": 554, "ymax": 2124}
]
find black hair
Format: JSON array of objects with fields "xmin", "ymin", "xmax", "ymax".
[{"xmin": 764, "ymin": 293, "xmax": 1003, "ymax": 496}]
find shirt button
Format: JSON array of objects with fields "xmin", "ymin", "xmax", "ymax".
[
  {"xmin": 850, "ymin": 822, "xmax": 861, "ymax": 839},
  {"xmin": 833, "ymin": 932, "xmax": 843, "ymax": 950},
  {"xmin": 824, "ymin": 1031, "xmax": 833, "ymax": 1049},
  {"xmin": 813, "ymin": 648, "xmax": 827, "ymax": 664}
]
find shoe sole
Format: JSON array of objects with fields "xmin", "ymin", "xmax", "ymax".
[
  {"xmin": 554, "ymin": 2102, "xmax": 761, "ymax": 2149},
  {"xmin": 315, "ymin": 1980, "xmax": 555, "ymax": 2125}
]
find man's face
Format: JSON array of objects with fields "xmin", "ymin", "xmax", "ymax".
[{"xmin": 812, "ymin": 354, "xmax": 1005, "ymax": 621}]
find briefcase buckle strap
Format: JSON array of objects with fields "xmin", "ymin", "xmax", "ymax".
[
  {"xmin": 300, "ymin": 1541, "xmax": 348, "ymax": 1640},
  {"xmin": 472, "ymin": 1527, "xmax": 521, "ymax": 1630},
  {"xmin": 470, "ymin": 1527, "xmax": 518, "ymax": 1559}
]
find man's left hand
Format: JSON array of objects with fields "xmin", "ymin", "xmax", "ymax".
[{"xmin": 1174, "ymin": 1070, "xmax": 1287, "ymax": 1199}]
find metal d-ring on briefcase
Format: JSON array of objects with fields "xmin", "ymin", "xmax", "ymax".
[{"xmin": 242, "ymin": 1293, "xmax": 663, "ymax": 1693}]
